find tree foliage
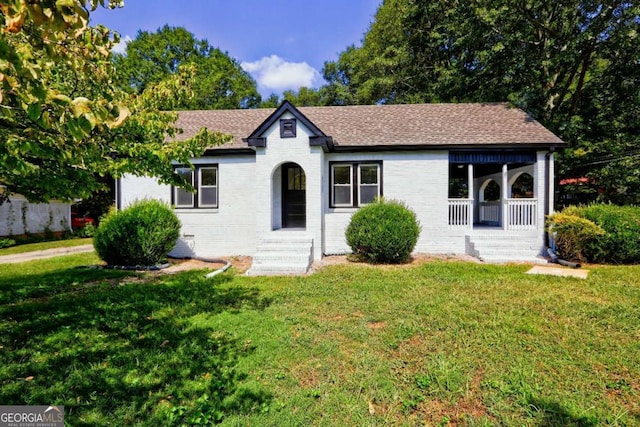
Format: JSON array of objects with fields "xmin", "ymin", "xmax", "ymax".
[
  {"xmin": 0, "ymin": 1, "xmax": 229, "ymax": 204},
  {"xmin": 323, "ymin": 0, "xmax": 640, "ymax": 204},
  {"xmin": 114, "ymin": 25, "xmax": 261, "ymax": 110}
]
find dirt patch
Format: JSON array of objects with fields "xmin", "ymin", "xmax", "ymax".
[
  {"xmin": 312, "ymin": 253, "xmax": 480, "ymax": 272},
  {"xmin": 411, "ymin": 396, "xmax": 492, "ymax": 426},
  {"xmin": 158, "ymin": 256, "xmax": 252, "ymax": 275},
  {"xmin": 405, "ymin": 370, "xmax": 493, "ymax": 426},
  {"xmin": 367, "ymin": 321, "xmax": 387, "ymax": 330},
  {"xmin": 101, "ymin": 253, "xmax": 478, "ymax": 277}
]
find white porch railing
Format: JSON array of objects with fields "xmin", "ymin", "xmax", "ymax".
[
  {"xmin": 479, "ymin": 201, "xmax": 500, "ymax": 224},
  {"xmin": 506, "ymin": 198, "xmax": 537, "ymax": 230},
  {"xmin": 448, "ymin": 199, "xmax": 473, "ymax": 229}
]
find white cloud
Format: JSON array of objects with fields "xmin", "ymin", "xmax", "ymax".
[
  {"xmin": 241, "ymin": 55, "xmax": 322, "ymax": 94},
  {"xmin": 111, "ymin": 35, "xmax": 132, "ymax": 55}
]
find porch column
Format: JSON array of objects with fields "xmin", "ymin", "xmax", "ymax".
[
  {"xmin": 502, "ymin": 163, "xmax": 508, "ymax": 230},
  {"xmin": 468, "ymin": 164, "xmax": 474, "ymax": 229},
  {"xmin": 467, "ymin": 164, "xmax": 474, "ymax": 200},
  {"xmin": 548, "ymin": 153, "xmax": 555, "ymax": 216}
]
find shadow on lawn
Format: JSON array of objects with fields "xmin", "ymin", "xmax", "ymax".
[
  {"xmin": 0, "ymin": 269, "xmax": 273, "ymax": 426},
  {"xmin": 0, "ymin": 266, "xmax": 134, "ymax": 305},
  {"xmin": 528, "ymin": 396, "xmax": 597, "ymax": 427}
]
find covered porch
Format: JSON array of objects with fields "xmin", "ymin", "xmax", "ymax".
[{"xmin": 447, "ymin": 151, "xmax": 552, "ymax": 231}]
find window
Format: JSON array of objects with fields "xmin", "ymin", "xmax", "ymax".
[
  {"xmin": 287, "ymin": 165, "xmax": 306, "ymax": 190},
  {"xmin": 332, "ymin": 164, "xmax": 352, "ymax": 207},
  {"xmin": 330, "ymin": 162, "xmax": 382, "ymax": 208},
  {"xmin": 358, "ymin": 164, "xmax": 380, "ymax": 205},
  {"xmin": 280, "ymin": 119, "xmax": 296, "ymax": 138},
  {"xmin": 173, "ymin": 165, "xmax": 218, "ymax": 208},
  {"xmin": 175, "ymin": 167, "xmax": 194, "ymax": 208},
  {"xmin": 198, "ymin": 167, "xmax": 218, "ymax": 207}
]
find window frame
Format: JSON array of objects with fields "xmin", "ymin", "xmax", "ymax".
[
  {"xmin": 174, "ymin": 167, "xmax": 195, "ymax": 208},
  {"xmin": 358, "ymin": 163, "xmax": 381, "ymax": 206},
  {"xmin": 172, "ymin": 164, "xmax": 219, "ymax": 209},
  {"xmin": 331, "ymin": 164, "xmax": 353, "ymax": 207},
  {"xmin": 329, "ymin": 161, "xmax": 383, "ymax": 208},
  {"xmin": 198, "ymin": 166, "xmax": 218, "ymax": 208}
]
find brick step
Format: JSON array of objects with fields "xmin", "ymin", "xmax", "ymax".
[
  {"xmin": 247, "ymin": 233, "xmax": 313, "ymax": 276},
  {"xmin": 467, "ymin": 234, "xmax": 540, "ymax": 242},
  {"xmin": 246, "ymin": 263, "xmax": 310, "ymax": 276},
  {"xmin": 255, "ymin": 243, "xmax": 313, "ymax": 253},
  {"xmin": 470, "ymin": 242, "xmax": 541, "ymax": 251},
  {"xmin": 259, "ymin": 235, "xmax": 313, "ymax": 245},
  {"xmin": 479, "ymin": 255, "xmax": 548, "ymax": 264},
  {"xmin": 252, "ymin": 252, "xmax": 312, "ymax": 263},
  {"xmin": 466, "ymin": 233, "xmax": 545, "ymax": 264}
]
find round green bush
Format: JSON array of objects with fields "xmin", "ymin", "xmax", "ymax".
[
  {"xmin": 546, "ymin": 212, "xmax": 605, "ymax": 262},
  {"xmin": 568, "ymin": 204, "xmax": 640, "ymax": 264},
  {"xmin": 94, "ymin": 199, "xmax": 181, "ymax": 266},
  {"xmin": 345, "ymin": 199, "xmax": 421, "ymax": 263}
]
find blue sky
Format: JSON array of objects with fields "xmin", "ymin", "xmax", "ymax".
[{"xmin": 90, "ymin": 0, "xmax": 380, "ymax": 97}]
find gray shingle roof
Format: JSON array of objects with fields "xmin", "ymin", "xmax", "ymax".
[{"xmin": 172, "ymin": 102, "xmax": 564, "ymax": 150}]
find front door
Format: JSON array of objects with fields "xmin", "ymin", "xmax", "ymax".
[{"xmin": 282, "ymin": 163, "xmax": 306, "ymax": 228}]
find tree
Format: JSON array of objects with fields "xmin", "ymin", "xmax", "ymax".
[
  {"xmin": 322, "ymin": 0, "xmax": 640, "ymax": 204},
  {"xmin": 114, "ymin": 25, "xmax": 261, "ymax": 110},
  {"xmin": 259, "ymin": 94, "xmax": 280, "ymax": 108},
  {"xmin": 0, "ymin": 1, "xmax": 229, "ymax": 204},
  {"xmin": 282, "ymin": 87, "xmax": 323, "ymax": 107}
]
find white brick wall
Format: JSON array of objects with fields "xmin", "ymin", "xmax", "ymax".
[
  {"xmin": 323, "ymin": 151, "xmax": 467, "ymax": 255},
  {"xmin": 120, "ymin": 156, "xmax": 256, "ymax": 258}
]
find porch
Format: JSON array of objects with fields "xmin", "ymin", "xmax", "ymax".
[
  {"xmin": 447, "ymin": 150, "xmax": 551, "ymax": 232},
  {"xmin": 448, "ymin": 198, "xmax": 538, "ymax": 231},
  {"xmin": 445, "ymin": 150, "xmax": 551, "ymax": 263}
]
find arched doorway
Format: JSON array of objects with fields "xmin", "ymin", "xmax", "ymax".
[
  {"xmin": 281, "ymin": 162, "xmax": 306, "ymax": 228},
  {"xmin": 479, "ymin": 179, "xmax": 501, "ymax": 225}
]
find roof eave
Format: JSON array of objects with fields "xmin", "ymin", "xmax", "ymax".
[{"xmin": 331, "ymin": 141, "xmax": 565, "ymax": 152}]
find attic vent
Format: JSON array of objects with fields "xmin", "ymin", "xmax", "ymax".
[{"xmin": 280, "ymin": 119, "xmax": 296, "ymax": 138}]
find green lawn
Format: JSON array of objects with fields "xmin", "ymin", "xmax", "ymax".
[
  {"xmin": 1, "ymin": 255, "xmax": 639, "ymax": 426},
  {"xmin": 0, "ymin": 238, "xmax": 92, "ymax": 256}
]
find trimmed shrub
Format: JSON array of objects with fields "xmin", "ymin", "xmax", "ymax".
[
  {"xmin": 73, "ymin": 222, "xmax": 96, "ymax": 238},
  {"xmin": 0, "ymin": 238, "xmax": 16, "ymax": 249},
  {"xmin": 569, "ymin": 204, "xmax": 640, "ymax": 264},
  {"xmin": 94, "ymin": 199, "xmax": 181, "ymax": 266},
  {"xmin": 546, "ymin": 212, "xmax": 604, "ymax": 262},
  {"xmin": 346, "ymin": 199, "xmax": 421, "ymax": 263}
]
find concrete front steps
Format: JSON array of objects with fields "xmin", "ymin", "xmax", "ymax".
[
  {"xmin": 246, "ymin": 232, "xmax": 313, "ymax": 276},
  {"xmin": 466, "ymin": 230, "xmax": 548, "ymax": 264}
]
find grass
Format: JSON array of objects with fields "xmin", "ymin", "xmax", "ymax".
[
  {"xmin": 1, "ymin": 255, "xmax": 639, "ymax": 426},
  {"xmin": 0, "ymin": 238, "xmax": 92, "ymax": 256}
]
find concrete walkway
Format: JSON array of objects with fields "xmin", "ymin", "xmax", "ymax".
[
  {"xmin": 0, "ymin": 245, "xmax": 95, "ymax": 264},
  {"xmin": 526, "ymin": 265, "xmax": 589, "ymax": 279}
]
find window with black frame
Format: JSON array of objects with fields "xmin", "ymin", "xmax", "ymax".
[
  {"xmin": 330, "ymin": 162, "xmax": 381, "ymax": 208},
  {"xmin": 173, "ymin": 165, "xmax": 218, "ymax": 208}
]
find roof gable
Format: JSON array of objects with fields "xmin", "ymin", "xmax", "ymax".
[{"xmin": 242, "ymin": 101, "xmax": 334, "ymax": 151}]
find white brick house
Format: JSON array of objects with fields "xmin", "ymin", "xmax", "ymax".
[{"xmin": 119, "ymin": 101, "xmax": 564, "ymax": 274}]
